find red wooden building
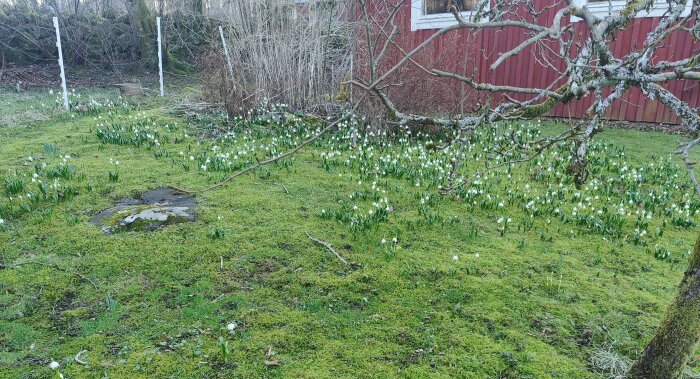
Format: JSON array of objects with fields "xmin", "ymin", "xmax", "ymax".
[{"xmin": 356, "ymin": 0, "xmax": 699, "ymax": 124}]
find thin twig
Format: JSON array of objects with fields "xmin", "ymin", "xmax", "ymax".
[
  {"xmin": 74, "ymin": 350, "xmax": 88, "ymax": 366},
  {"xmin": 273, "ymin": 182, "xmax": 289, "ymax": 194},
  {"xmin": 306, "ymin": 231, "xmax": 348, "ymax": 265},
  {"xmin": 1, "ymin": 261, "xmax": 98, "ymax": 290},
  {"xmin": 171, "ymin": 98, "xmax": 365, "ymax": 194},
  {"xmin": 211, "ymin": 293, "xmax": 227, "ymax": 303},
  {"xmin": 253, "ymin": 181, "xmax": 289, "ymax": 194}
]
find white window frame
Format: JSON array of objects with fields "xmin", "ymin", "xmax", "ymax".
[
  {"xmin": 411, "ymin": 0, "xmax": 489, "ymax": 31},
  {"xmin": 570, "ymin": 0, "xmax": 692, "ymax": 21}
]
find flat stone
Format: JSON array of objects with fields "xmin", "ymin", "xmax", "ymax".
[{"xmin": 90, "ymin": 187, "xmax": 196, "ymax": 234}]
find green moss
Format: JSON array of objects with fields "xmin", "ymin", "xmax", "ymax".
[
  {"xmin": 517, "ymin": 85, "xmax": 574, "ymax": 120},
  {"xmin": 0, "ymin": 89, "xmax": 699, "ymax": 378}
]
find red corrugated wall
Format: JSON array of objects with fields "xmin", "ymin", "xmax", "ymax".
[{"xmin": 357, "ymin": 0, "xmax": 700, "ymax": 124}]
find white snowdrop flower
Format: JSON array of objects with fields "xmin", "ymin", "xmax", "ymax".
[
  {"xmin": 381, "ymin": 238, "xmax": 386, "ymax": 244},
  {"xmin": 498, "ymin": 202, "xmax": 504, "ymax": 208},
  {"xmin": 190, "ymin": 156, "xmax": 195, "ymax": 161},
  {"xmin": 0, "ymin": 219, "xmax": 4, "ymax": 225},
  {"xmin": 453, "ymin": 255, "xmax": 459, "ymax": 261},
  {"xmin": 392, "ymin": 237, "xmax": 397, "ymax": 243},
  {"xmin": 227, "ymin": 321, "xmax": 237, "ymax": 332},
  {"xmin": 497, "ymin": 217, "xmax": 504, "ymax": 224},
  {"xmin": 474, "ymin": 253, "xmax": 480, "ymax": 258},
  {"xmin": 50, "ymin": 361, "xmax": 60, "ymax": 370},
  {"xmin": 507, "ymin": 218, "xmax": 512, "ymax": 223}
]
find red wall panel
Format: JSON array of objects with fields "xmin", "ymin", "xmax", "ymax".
[{"xmin": 357, "ymin": 0, "xmax": 700, "ymax": 124}]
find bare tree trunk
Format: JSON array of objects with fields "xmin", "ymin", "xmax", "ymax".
[
  {"xmin": 130, "ymin": 0, "xmax": 155, "ymax": 70},
  {"xmin": 628, "ymin": 228, "xmax": 700, "ymax": 378}
]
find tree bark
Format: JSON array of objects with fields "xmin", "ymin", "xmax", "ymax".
[
  {"xmin": 628, "ymin": 228, "xmax": 700, "ymax": 378},
  {"xmin": 130, "ymin": 0, "xmax": 156, "ymax": 70}
]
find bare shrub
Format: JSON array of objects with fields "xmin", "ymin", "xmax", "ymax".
[{"xmin": 209, "ymin": 0, "xmax": 352, "ymax": 115}]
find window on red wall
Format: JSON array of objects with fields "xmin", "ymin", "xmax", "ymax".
[{"xmin": 425, "ymin": 0, "xmax": 476, "ymax": 14}]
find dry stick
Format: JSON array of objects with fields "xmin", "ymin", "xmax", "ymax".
[
  {"xmin": 170, "ymin": 117, "xmax": 342, "ymax": 193},
  {"xmin": 256, "ymin": 181, "xmax": 290, "ymax": 193},
  {"xmin": 274, "ymin": 182, "xmax": 289, "ymax": 194},
  {"xmin": 2, "ymin": 261, "xmax": 98, "ymax": 290},
  {"xmin": 171, "ymin": 100, "xmax": 364, "ymax": 195},
  {"xmin": 74, "ymin": 350, "xmax": 88, "ymax": 366},
  {"xmin": 306, "ymin": 231, "xmax": 348, "ymax": 265}
]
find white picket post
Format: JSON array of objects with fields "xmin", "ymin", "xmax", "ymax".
[
  {"xmin": 53, "ymin": 17, "xmax": 69, "ymax": 111},
  {"xmin": 157, "ymin": 17, "xmax": 164, "ymax": 97},
  {"xmin": 219, "ymin": 26, "xmax": 235, "ymax": 83}
]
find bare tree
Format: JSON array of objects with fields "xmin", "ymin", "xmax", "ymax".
[{"xmin": 349, "ymin": 0, "xmax": 700, "ymax": 377}]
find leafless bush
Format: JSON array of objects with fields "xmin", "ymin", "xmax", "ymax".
[
  {"xmin": 211, "ymin": 0, "xmax": 352, "ymax": 115},
  {"xmin": 0, "ymin": 2, "xmax": 210, "ymax": 75}
]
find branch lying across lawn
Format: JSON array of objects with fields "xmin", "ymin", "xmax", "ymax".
[
  {"xmin": 306, "ymin": 231, "xmax": 348, "ymax": 265},
  {"xmin": 74, "ymin": 350, "xmax": 88, "ymax": 366},
  {"xmin": 1, "ymin": 261, "xmax": 98, "ymax": 290},
  {"xmin": 171, "ymin": 99, "xmax": 365, "ymax": 194}
]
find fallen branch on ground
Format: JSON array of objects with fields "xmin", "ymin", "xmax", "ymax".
[
  {"xmin": 74, "ymin": 350, "xmax": 88, "ymax": 366},
  {"xmin": 0, "ymin": 261, "xmax": 98, "ymax": 289},
  {"xmin": 306, "ymin": 231, "xmax": 348, "ymax": 265},
  {"xmin": 171, "ymin": 98, "xmax": 364, "ymax": 194}
]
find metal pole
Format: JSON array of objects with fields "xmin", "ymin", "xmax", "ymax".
[
  {"xmin": 157, "ymin": 17, "xmax": 164, "ymax": 97},
  {"xmin": 53, "ymin": 17, "xmax": 69, "ymax": 111}
]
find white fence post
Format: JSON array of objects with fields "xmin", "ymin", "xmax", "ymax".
[
  {"xmin": 219, "ymin": 26, "xmax": 235, "ymax": 84},
  {"xmin": 157, "ymin": 17, "xmax": 164, "ymax": 97},
  {"xmin": 53, "ymin": 17, "xmax": 69, "ymax": 111}
]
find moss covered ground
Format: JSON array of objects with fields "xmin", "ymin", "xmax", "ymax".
[{"xmin": 1, "ymin": 86, "xmax": 700, "ymax": 378}]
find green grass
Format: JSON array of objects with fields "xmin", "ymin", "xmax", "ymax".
[{"xmin": 1, "ymin": 89, "xmax": 700, "ymax": 378}]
